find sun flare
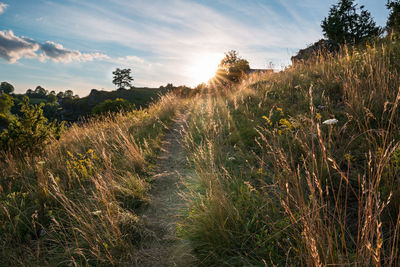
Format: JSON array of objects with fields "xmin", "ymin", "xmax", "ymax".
[{"xmin": 188, "ymin": 53, "xmax": 221, "ymax": 85}]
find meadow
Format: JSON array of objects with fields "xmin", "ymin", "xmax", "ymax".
[
  {"xmin": 0, "ymin": 93, "xmax": 184, "ymax": 266},
  {"xmin": 179, "ymin": 37, "xmax": 400, "ymax": 265},
  {"xmin": 1, "ymin": 37, "xmax": 400, "ymax": 266}
]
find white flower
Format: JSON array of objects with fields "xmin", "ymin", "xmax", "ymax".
[
  {"xmin": 322, "ymin": 119, "xmax": 338, "ymax": 125},
  {"xmin": 228, "ymin": 156, "xmax": 235, "ymax": 161},
  {"xmin": 91, "ymin": 210, "xmax": 102, "ymax": 216}
]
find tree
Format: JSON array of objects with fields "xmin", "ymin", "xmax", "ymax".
[
  {"xmin": 321, "ymin": 0, "xmax": 381, "ymax": 44},
  {"xmin": 0, "ymin": 82, "xmax": 15, "ymax": 94},
  {"xmin": 34, "ymin": 86, "xmax": 48, "ymax": 98},
  {"xmin": 47, "ymin": 91, "xmax": 58, "ymax": 103},
  {"xmin": 56, "ymin": 91, "xmax": 65, "ymax": 99},
  {"xmin": 64, "ymin": 90, "xmax": 74, "ymax": 99},
  {"xmin": 112, "ymin": 68, "xmax": 134, "ymax": 89},
  {"xmin": 387, "ymin": 0, "xmax": 400, "ymax": 34},
  {"xmin": 26, "ymin": 89, "xmax": 34, "ymax": 96},
  {"xmin": 216, "ymin": 50, "xmax": 250, "ymax": 83}
]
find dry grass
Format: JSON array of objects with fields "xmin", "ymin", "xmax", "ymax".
[
  {"xmin": 0, "ymin": 93, "xmax": 184, "ymax": 266},
  {"xmin": 180, "ymin": 38, "xmax": 400, "ymax": 266}
]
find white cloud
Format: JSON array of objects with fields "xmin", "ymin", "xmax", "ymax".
[
  {"xmin": 0, "ymin": 30, "xmax": 109, "ymax": 64},
  {"xmin": 40, "ymin": 41, "xmax": 109, "ymax": 63},
  {"xmin": 0, "ymin": 30, "xmax": 39, "ymax": 63},
  {"xmin": 0, "ymin": 2, "xmax": 7, "ymax": 14}
]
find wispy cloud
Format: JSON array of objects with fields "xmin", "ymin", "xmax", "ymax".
[
  {"xmin": 40, "ymin": 0, "xmax": 322, "ymax": 69},
  {"xmin": 0, "ymin": 30, "xmax": 109, "ymax": 64},
  {"xmin": 40, "ymin": 41, "xmax": 109, "ymax": 63},
  {"xmin": 0, "ymin": 2, "xmax": 7, "ymax": 14},
  {"xmin": 7, "ymin": 0, "xmax": 384, "ymax": 94}
]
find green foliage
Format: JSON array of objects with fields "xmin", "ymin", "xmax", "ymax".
[
  {"xmin": 321, "ymin": 0, "xmax": 381, "ymax": 44},
  {"xmin": 0, "ymin": 93, "xmax": 14, "ymax": 129},
  {"xmin": 0, "ymin": 81, "xmax": 15, "ymax": 94},
  {"xmin": 387, "ymin": 0, "xmax": 400, "ymax": 34},
  {"xmin": 0, "ymin": 93, "xmax": 182, "ymax": 265},
  {"xmin": 0, "ymin": 93, "xmax": 14, "ymax": 114},
  {"xmin": 46, "ymin": 91, "xmax": 57, "ymax": 103},
  {"xmin": 92, "ymin": 98, "xmax": 133, "ymax": 115},
  {"xmin": 0, "ymin": 97, "xmax": 64, "ymax": 154},
  {"xmin": 216, "ymin": 50, "xmax": 250, "ymax": 83},
  {"xmin": 34, "ymin": 86, "xmax": 48, "ymax": 98},
  {"xmin": 112, "ymin": 68, "xmax": 134, "ymax": 89}
]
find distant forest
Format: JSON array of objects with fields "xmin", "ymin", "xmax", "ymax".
[{"xmin": 0, "ymin": 82, "xmax": 191, "ymax": 127}]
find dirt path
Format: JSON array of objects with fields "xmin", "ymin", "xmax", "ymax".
[{"xmin": 134, "ymin": 113, "xmax": 194, "ymax": 266}]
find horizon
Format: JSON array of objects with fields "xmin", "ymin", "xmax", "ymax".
[{"xmin": 0, "ymin": 0, "xmax": 389, "ymax": 96}]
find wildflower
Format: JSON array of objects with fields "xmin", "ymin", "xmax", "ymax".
[
  {"xmin": 279, "ymin": 118, "xmax": 292, "ymax": 130},
  {"xmin": 322, "ymin": 119, "xmax": 338, "ymax": 125},
  {"xmin": 91, "ymin": 210, "xmax": 102, "ymax": 216},
  {"xmin": 228, "ymin": 156, "xmax": 235, "ymax": 161},
  {"xmin": 317, "ymin": 105, "xmax": 325, "ymax": 109},
  {"xmin": 262, "ymin": 115, "xmax": 272, "ymax": 126}
]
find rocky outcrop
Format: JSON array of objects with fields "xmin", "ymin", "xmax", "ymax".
[{"xmin": 291, "ymin": 39, "xmax": 339, "ymax": 65}]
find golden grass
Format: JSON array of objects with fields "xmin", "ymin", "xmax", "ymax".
[
  {"xmin": 180, "ymin": 38, "xmax": 400, "ymax": 266},
  {"xmin": 0, "ymin": 93, "xmax": 184, "ymax": 266}
]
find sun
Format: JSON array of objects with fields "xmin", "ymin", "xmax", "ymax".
[{"xmin": 188, "ymin": 53, "xmax": 221, "ymax": 85}]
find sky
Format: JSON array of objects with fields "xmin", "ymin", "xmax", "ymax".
[{"xmin": 0, "ymin": 0, "xmax": 390, "ymax": 96}]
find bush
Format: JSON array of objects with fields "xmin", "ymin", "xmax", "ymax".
[
  {"xmin": 0, "ymin": 97, "xmax": 64, "ymax": 155},
  {"xmin": 92, "ymin": 98, "xmax": 133, "ymax": 115}
]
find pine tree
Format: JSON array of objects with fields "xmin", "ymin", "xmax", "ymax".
[
  {"xmin": 387, "ymin": 0, "xmax": 400, "ymax": 34},
  {"xmin": 321, "ymin": 0, "xmax": 381, "ymax": 44}
]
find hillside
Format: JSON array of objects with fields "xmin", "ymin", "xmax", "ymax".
[
  {"xmin": 178, "ymin": 38, "xmax": 400, "ymax": 265},
  {"xmin": 8, "ymin": 87, "xmax": 174, "ymax": 123},
  {"xmin": 1, "ymin": 38, "xmax": 400, "ymax": 266},
  {"xmin": 59, "ymin": 87, "xmax": 171, "ymax": 122}
]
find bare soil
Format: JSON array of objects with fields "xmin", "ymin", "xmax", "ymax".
[{"xmin": 133, "ymin": 113, "xmax": 194, "ymax": 266}]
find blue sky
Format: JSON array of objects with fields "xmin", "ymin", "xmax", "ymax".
[{"xmin": 0, "ymin": 0, "xmax": 389, "ymax": 96}]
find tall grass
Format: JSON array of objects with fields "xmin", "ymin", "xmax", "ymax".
[
  {"xmin": 0, "ymin": 93, "xmax": 183, "ymax": 266},
  {"xmin": 180, "ymin": 38, "xmax": 400, "ymax": 265}
]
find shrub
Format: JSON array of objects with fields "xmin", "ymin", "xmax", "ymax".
[
  {"xmin": 0, "ymin": 97, "xmax": 64, "ymax": 155},
  {"xmin": 92, "ymin": 98, "xmax": 133, "ymax": 115}
]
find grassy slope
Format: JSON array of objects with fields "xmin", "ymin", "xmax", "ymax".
[
  {"xmin": 180, "ymin": 38, "xmax": 400, "ymax": 266},
  {"xmin": 0, "ymin": 93, "xmax": 184, "ymax": 266}
]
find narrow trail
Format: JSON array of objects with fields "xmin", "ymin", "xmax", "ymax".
[{"xmin": 134, "ymin": 113, "xmax": 194, "ymax": 266}]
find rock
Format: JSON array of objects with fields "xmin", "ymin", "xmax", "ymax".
[{"xmin": 291, "ymin": 39, "xmax": 339, "ymax": 65}]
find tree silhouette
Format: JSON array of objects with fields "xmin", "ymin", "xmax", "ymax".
[
  {"xmin": 217, "ymin": 50, "xmax": 250, "ymax": 83},
  {"xmin": 0, "ymin": 82, "xmax": 15, "ymax": 94},
  {"xmin": 321, "ymin": 0, "xmax": 380, "ymax": 44},
  {"xmin": 112, "ymin": 68, "xmax": 134, "ymax": 89},
  {"xmin": 387, "ymin": 0, "xmax": 400, "ymax": 34},
  {"xmin": 34, "ymin": 86, "xmax": 48, "ymax": 97}
]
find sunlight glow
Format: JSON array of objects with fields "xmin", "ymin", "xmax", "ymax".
[{"xmin": 188, "ymin": 53, "xmax": 221, "ymax": 85}]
